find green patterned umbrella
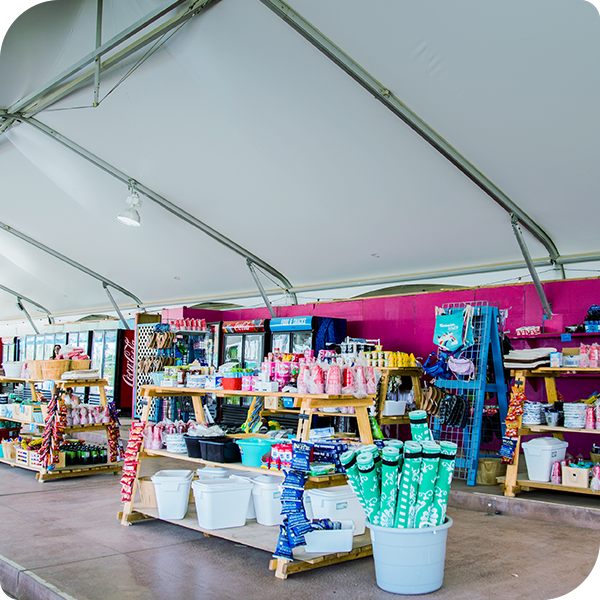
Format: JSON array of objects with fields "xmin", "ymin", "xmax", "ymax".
[
  {"xmin": 357, "ymin": 451, "xmax": 381, "ymax": 525},
  {"xmin": 409, "ymin": 410, "xmax": 432, "ymax": 442},
  {"xmin": 412, "ymin": 441, "xmax": 441, "ymax": 528},
  {"xmin": 339, "ymin": 450, "xmax": 365, "ymax": 507},
  {"xmin": 429, "ymin": 441, "xmax": 457, "ymax": 526},
  {"xmin": 377, "ymin": 445, "xmax": 401, "ymax": 527},
  {"xmin": 393, "ymin": 441, "xmax": 422, "ymax": 528}
]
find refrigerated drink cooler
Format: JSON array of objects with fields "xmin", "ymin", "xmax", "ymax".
[
  {"xmin": 222, "ymin": 320, "xmax": 270, "ymax": 370},
  {"xmin": 269, "ymin": 316, "xmax": 347, "ymax": 356}
]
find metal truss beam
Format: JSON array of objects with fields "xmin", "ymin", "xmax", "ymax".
[
  {"xmin": 17, "ymin": 117, "xmax": 296, "ymax": 299},
  {"xmin": 0, "ymin": 220, "xmax": 142, "ymax": 307},
  {"xmin": 258, "ymin": 0, "xmax": 564, "ymax": 276},
  {"xmin": 0, "ymin": 283, "xmax": 53, "ymax": 325},
  {"xmin": 8, "ymin": 0, "xmax": 200, "ymax": 114}
]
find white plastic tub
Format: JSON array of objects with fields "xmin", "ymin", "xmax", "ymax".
[
  {"xmin": 522, "ymin": 437, "xmax": 568, "ymax": 482},
  {"xmin": 230, "ymin": 471, "xmax": 260, "ymax": 519},
  {"xmin": 151, "ymin": 469, "xmax": 193, "ymax": 520},
  {"xmin": 251, "ymin": 474, "xmax": 283, "ymax": 526},
  {"xmin": 192, "ymin": 478, "xmax": 252, "ymax": 530},
  {"xmin": 305, "ymin": 485, "xmax": 366, "ymax": 536},
  {"xmin": 2, "ymin": 362, "xmax": 25, "ymax": 378},
  {"xmin": 303, "ymin": 520, "xmax": 355, "ymax": 553}
]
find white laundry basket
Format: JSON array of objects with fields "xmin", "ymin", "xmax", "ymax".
[{"xmin": 305, "ymin": 485, "xmax": 366, "ymax": 535}]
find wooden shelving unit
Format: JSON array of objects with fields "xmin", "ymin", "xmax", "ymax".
[
  {"xmin": 501, "ymin": 368, "xmax": 600, "ymax": 497},
  {"xmin": 376, "ymin": 367, "xmax": 423, "ymax": 426},
  {"xmin": 119, "ymin": 384, "xmax": 373, "ymax": 579},
  {"xmin": 0, "ymin": 378, "xmax": 122, "ymax": 482}
]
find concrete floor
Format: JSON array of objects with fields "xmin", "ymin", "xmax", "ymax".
[{"xmin": 1, "ymin": 447, "xmax": 599, "ymax": 600}]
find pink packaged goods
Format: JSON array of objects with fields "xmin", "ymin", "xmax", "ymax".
[{"xmin": 326, "ymin": 364, "xmax": 341, "ymax": 395}]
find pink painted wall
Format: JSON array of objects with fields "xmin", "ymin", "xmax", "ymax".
[{"xmin": 194, "ymin": 277, "xmax": 600, "ymax": 457}]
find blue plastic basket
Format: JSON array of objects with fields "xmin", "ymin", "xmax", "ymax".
[{"xmin": 235, "ymin": 437, "xmax": 277, "ymax": 467}]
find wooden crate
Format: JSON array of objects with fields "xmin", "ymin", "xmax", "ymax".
[
  {"xmin": 562, "ymin": 466, "xmax": 590, "ymax": 488},
  {"xmin": 1, "ymin": 440, "xmax": 18, "ymax": 460},
  {"xmin": 15, "ymin": 447, "xmax": 29, "ymax": 466}
]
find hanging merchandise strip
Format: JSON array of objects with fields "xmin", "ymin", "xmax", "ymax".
[
  {"xmin": 39, "ymin": 389, "xmax": 67, "ymax": 469},
  {"xmin": 120, "ymin": 421, "xmax": 146, "ymax": 502},
  {"xmin": 499, "ymin": 387, "xmax": 525, "ymax": 463}
]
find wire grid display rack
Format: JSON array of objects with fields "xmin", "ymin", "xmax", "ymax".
[{"xmin": 431, "ymin": 302, "xmax": 508, "ymax": 485}]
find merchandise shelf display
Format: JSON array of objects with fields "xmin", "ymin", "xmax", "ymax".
[
  {"xmin": 376, "ymin": 366, "xmax": 423, "ymax": 425},
  {"xmin": 119, "ymin": 384, "xmax": 375, "ymax": 579},
  {"xmin": 501, "ymin": 368, "xmax": 600, "ymax": 497},
  {"xmin": 0, "ymin": 378, "xmax": 122, "ymax": 482}
]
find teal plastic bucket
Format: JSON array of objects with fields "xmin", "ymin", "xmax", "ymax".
[
  {"xmin": 235, "ymin": 438, "xmax": 276, "ymax": 467},
  {"xmin": 368, "ymin": 517, "xmax": 453, "ymax": 595}
]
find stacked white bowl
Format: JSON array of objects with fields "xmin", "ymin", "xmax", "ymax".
[{"xmin": 563, "ymin": 403, "xmax": 587, "ymax": 429}]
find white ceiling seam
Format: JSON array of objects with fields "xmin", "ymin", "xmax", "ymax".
[
  {"xmin": 15, "ymin": 116, "xmax": 297, "ymax": 304},
  {"xmin": 257, "ymin": 0, "xmax": 564, "ymax": 279}
]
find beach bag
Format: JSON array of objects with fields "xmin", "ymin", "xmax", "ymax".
[{"xmin": 433, "ymin": 306, "xmax": 475, "ymax": 352}]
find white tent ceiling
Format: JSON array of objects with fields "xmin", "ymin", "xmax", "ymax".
[{"xmin": 1, "ymin": 0, "xmax": 599, "ymax": 327}]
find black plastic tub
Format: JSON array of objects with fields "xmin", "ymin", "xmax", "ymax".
[
  {"xmin": 199, "ymin": 436, "xmax": 241, "ymax": 463},
  {"xmin": 183, "ymin": 434, "xmax": 202, "ymax": 459}
]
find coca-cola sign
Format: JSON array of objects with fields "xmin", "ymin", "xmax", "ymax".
[
  {"xmin": 119, "ymin": 329, "xmax": 136, "ymax": 409},
  {"xmin": 223, "ymin": 319, "xmax": 267, "ymax": 333}
]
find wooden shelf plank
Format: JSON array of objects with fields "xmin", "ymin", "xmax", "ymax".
[
  {"xmin": 526, "ymin": 425, "xmax": 600, "ymax": 435},
  {"xmin": 498, "ymin": 476, "xmax": 600, "ymax": 496},
  {"xmin": 128, "ymin": 503, "xmax": 372, "ymax": 564}
]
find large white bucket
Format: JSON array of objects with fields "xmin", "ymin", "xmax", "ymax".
[
  {"xmin": 368, "ymin": 517, "xmax": 453, "ymax": 595},
  {"xmin": 150, "ymin": 470, "xmax": 193, "ymax": 520}
]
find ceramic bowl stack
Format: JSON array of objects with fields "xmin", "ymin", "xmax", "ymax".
[
  {"xmin": 165, "ymin": 433, "xmax": 188, "ymax": 453},
  {"xmin": 522, "ymin": 401, "xmax": 543, "ymax": 425},
  {"xmin": 563, "ymin": 403, "xmax": 587, "ymax": 429}
]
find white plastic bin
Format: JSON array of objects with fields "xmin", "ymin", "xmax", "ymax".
[
  {"xmin": 522, "ymin": 437, "xmax": 568, "ymax": 482},
  {"xmin": 303, "ymin": 520, "xmax": 355, "ymax": 553},
  {"xmin": 192, "ymin": 478, "xmax": 252, "ymax": 530},
  {"xmin": 251, "ymin": 475, "xmax": 283, "ymax": 526},
  {"xmin": 305, "ymin": 485, "xmax": 366, "ymax": 536},
  {"xmin": 151, "ymin": 470, "xmax": 193, "ymax": 520},
  {"xmin": 230, "ymin": 471, "xmax": 260, "ymax": 519}
]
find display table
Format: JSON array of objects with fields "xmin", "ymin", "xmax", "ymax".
[
  {"xmin": 0, "ymin": 375, "xmax": 43, "ymax": 400},
  {"xmin": 500, "ymin": 369, "xmax": 600, "ymax": 497},
  {"xmin": 0, "ymin": 378, "xmax": 122, "ymax": 482},
  {"xmin": 119, "ymin": 384, "xmax": 373, "ymax": 579}
]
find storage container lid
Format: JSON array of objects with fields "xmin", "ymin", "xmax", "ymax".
[
  {"xmin": 522, "ymin": 437, "xmax": 568, "ymax": 449},
  {"xmin": 306, "ymin": 484, "xmax": 357, "ymax": 500},
  {"xmin": 252, "ymin": 474, "xmax": 281, "ymax": 486},
  {"xmin": 192, "ymin": 477, "xmax": 252, "ymax": 490},
  {"xmin": 196, "ymin": 466, "xmax": 230, "ymax": 479},
  {"xmin": 151, "ymin": 469, "xmax": 193, "ymax": 481},
  {"xmin": 235, "ymin": 437, "xmax": 276, "ymax": 447}
]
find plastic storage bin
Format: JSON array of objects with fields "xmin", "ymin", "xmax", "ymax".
[
  {"xmin": 305, "ymin": 485, "xmax": 366, "ymax": 536},
  {"xmin": 522, "ymin": 437, "xmax": 568, "ymax": 482},
  {"xmin": 183, "ymin": 434, "xmax": 202, "ymax": 458},
  {"xmin": 235, "ymin": 437, "xmax": 277, "ymax": 467},
  {"xmin": 230, "ymin": 471, "xmax": 259, "ymax": 519},
  {"xmin": 192, "ymin": 478, "xmax": 253, "ymax": 529},
  {"xmin": 151, "ymin": 470, "xmax": 194, "ymax": 520},
  {"xmin": 199, "ymin": 436, "xmax": 241, "ymax": 463},
  {"xmin": 303, "ymin": 520, "xmax": 355, "ymax": 553},
  {"xmin": 251, "ymin": 475, "xmax": 283, "ymax": 526}
]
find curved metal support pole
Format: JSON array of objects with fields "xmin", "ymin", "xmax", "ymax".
[
  {"xmin": 259, "ymin": 0, "xmax": 563, "ymax": 270},
  {"xmin": 511, "ymin": 214, "xmax": 552, "ymax": 319},
  {"xmin": 20, "ymin": 117, "xmax": 295, "ymax": 298},
  {"xmin": 16, "ymin": 299, "xmax": 40, "ymax": 334},
  {"xmin": 0, "ymin": 283, "xmax": 53, "ymax": 325},
  {"xmin": 247, "ymin": 259, "xmax": 276, "ymax": 318},
  {"xmin": 0, "ymin": 220, "xmax": 142, "ymax": 307},
  {"xmin": 103, "ymin": 283, "xmax": 131, "ymax": 330}
]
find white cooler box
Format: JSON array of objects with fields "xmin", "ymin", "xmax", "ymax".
[
  {"xmin": 251, "ymin": 474, "xmax": 283, "ymax": 526},
  {"xmin": 230, "ymin": 471, "xmax": 261, "ymax": 519},
  {"xmin": 192, "ymin": 478, "xmax": 252, "ymax": 530},
  {"xmin": 151, "ymin": 470, "xmax": 194, "ymax": 520},
  {"xmin": 305, "ymin": 485, "xmax": 366, "ymax": 536},
  {"xmin": 522, "ymin": 437, "xmax": 568, "ymax": 482}
]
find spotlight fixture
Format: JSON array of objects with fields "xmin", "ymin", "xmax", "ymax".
[{"xmin": 117, "ymin": 184, "xmax": 142, "ymax": 227}]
